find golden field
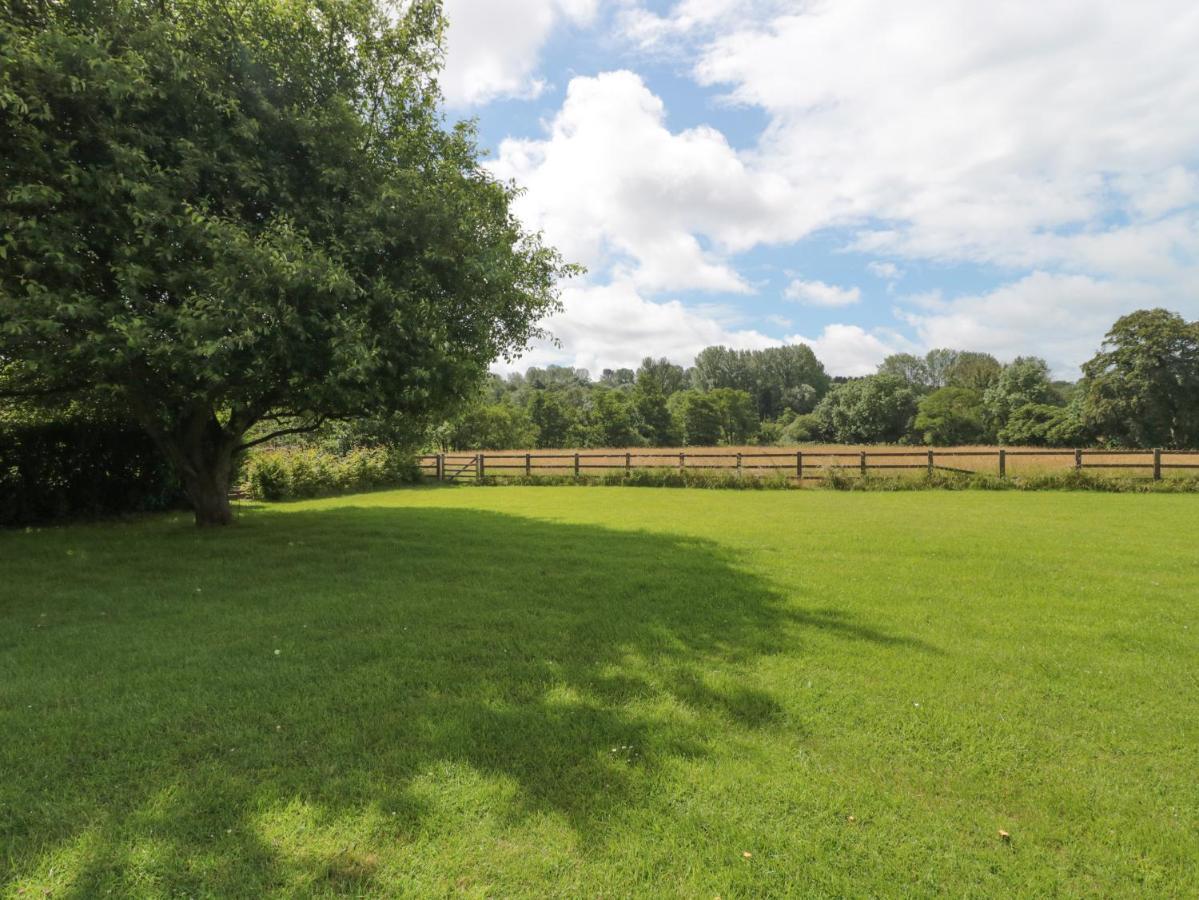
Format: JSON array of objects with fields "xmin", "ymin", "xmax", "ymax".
[{"xmin": 420, "ymin": 445, "xmax": 1199, "ymax": 479}]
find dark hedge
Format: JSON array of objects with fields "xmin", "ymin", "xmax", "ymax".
[{"xmin": 1, "ymin": 421, "xmax": 185, "ymax": 526}]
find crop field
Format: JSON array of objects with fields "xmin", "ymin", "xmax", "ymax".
[
  {"xmin": 422, "ymin": 445, "xmax": 1199, "ymax": 481},
  {"xmin": 3, "ymin": 487, "xmax": 1197, "ymax": 897}
]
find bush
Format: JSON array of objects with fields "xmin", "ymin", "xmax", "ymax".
[
  {"xmin": 0, "ymin": 419, "xmax": 184, "ymax": 526},
  {"xmin": 243, "ymin": 447, "xmax": 420, "ymax": 501}
]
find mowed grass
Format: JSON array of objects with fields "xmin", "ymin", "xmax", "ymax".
[{"xmin": 2, "ymin": 488, "xmax": 1197, "ymax": 898}]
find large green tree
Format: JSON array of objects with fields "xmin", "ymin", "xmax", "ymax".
[
  {"xmin": 812, "ymin": 375, "xmax": 918, "ymax": 444},
  {"xmin": 0, "ymin": 0, "xmax": 569, "ymax": 524},
  {"xmin": 1080, "ymin": 309, "xmax": 1199, "ymax": 448},
  {"xmin": 913, "ymin": 387, "xmax": 987, "ymax": 445}
]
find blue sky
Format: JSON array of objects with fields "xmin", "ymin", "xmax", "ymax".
[{"xmin": 439, "ymin": 0, "xmax": 1199, "ymax": 377}]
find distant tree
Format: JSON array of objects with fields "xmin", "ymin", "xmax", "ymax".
[
  {"xmin": 528, "ymin": 392, "xmax": 578, "ymax": 448},
  {"xmin": 633, "ymin": 387, "xmax": 676, "ymax": 445},
  {"xmin": 443, "ymin": 404, "xmax": 537, "ymax": 451},
  {"xmin": 913, "ymin": 387, "xmax": 987, "ymax": 445},
  {"xmin": 525, "ymin": 366, "xmax": 592, "ymax": 391},
  {"xmin": 669, "ymin": 391, "xmax": 723, "ymax": 446},
  {"xmin": 708, "ymin": 388, "xmax": 759, "ymax": 444},
  {"xmin": 983, "ymin": 357, "xmax": 1055, "ymax": 433},
  {"xmin": 923, "ymin": 349, "xmax": 961, "ymax": 389},
  {"xmin": 635, "ymin": 357, "xmax": 688, "ymax": 396},
  {"xmin": 812, "ymin": 375, "xmax": 918, "ymax": 443},
  {"xmin": 693, "ymin": 344, "xmax": 828, "ymax": 419},
  {"xmin": 0, "ymin": 0, "xmax": 569, "ymax": 525},
  {"xmin": 599, "ymin": 368, "xmax": 636, "ymax": 388},
  {"xmin": 877, "ymin": 354, "xmax": 933, "ymax": 392},
  {"xmin": 1000, "ymin": 402, "xmax": 1086, "ymax": 447},
  {"xmin": 746, "ymin": 345, "xmax": 830, "ymax": 418},
  {"xmin": 1080, "ymin": 309, "xmax": 1199, "ymax": 448},
  {"xmin": 588, "ymin": 389, "xmax": 644, "ymax": 447},
  {"xmin": 945, "ymin": 352, "xmax": 1003, "ymax": 391},
  {"xmin": 780, "ymin": 413, "xmax": 820, "ymax": 443}
]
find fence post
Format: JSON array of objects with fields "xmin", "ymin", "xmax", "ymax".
[
  {"xmin": 679, "ymin": 452, "xmax": 685, "ymax": 473},
  {"xmin": 525, "ymin": 452, "xmax": 531, "ymax": 477},
  {"xmin": 625, "ymin": 451, "xmax": 631, "ymax": 474},
  {"xmin": 1153, "ymin": 448, "xmax": 1162, "ymax": 481},
  {"xmin": 437, "ymin": 453, "xmax": 444, "ymax": 481},
  {"xmin": 736, "ymin": 452, "xmax": 742, "ymax": 477},
  {"xmin": 860, "ymin": 450, "xmax": 867, "ymax": 477},
  {"xmin": 927, "ymin": 449, "xmax": 934, "ymax": 475},
  {"xmin": 796, "ymin": 450, "xmax": 803, "ymax": 482},
  {"xmin": 476, "ymin": 453, "xmax": 484, "ymax": 479},
  {"xmin": 999, "ymin": 448, "xmax": 1006, "ymax": 478},
  {"xmin": 1074, "ymin": 448, "xmax": 1082, "ymax": 471},
  {"xmin": 573, "ymin": 452, "xmax": 580, "ymax": 478}
]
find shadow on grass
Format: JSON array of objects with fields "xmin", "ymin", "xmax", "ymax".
[{"xmin": 1, "ymin": 505, "xmax": 930, "ymax": 895}]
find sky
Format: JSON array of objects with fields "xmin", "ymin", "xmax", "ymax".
[{"xmin": 438, "ymin": 0, "xmax": 1199, "ymax": 378}]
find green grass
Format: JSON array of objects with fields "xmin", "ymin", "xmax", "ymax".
[{"xmin": 2, "ymin": 487, "xmax": 1197, "ymax": 898}]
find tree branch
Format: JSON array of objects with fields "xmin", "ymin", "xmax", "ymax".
[{"xmin": 235, "ymin": 417, "xmax": 327, "ymax": 452}]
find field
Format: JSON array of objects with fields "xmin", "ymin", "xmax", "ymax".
[
  {"xmin": 3, "ymin": 487, "xmax": 1198, "ymax": 897},
  {"xmin": 421, "ymin": 445, "xmax": 1199, "ymax": 481}
]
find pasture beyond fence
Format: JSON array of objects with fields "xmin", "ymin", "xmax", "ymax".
[{"xmin": 418, "ymin": 448, "xmax": 1199, "ymax": 484}]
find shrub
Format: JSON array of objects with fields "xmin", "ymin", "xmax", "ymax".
[
  {"xmin": 0, "ymin": 419, "xmax": 184, "ymax": 526},
  {"xmin": 242, "ymin": 447, "xmax": 420, "ymax": 501}
]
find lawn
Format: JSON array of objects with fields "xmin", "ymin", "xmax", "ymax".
[{"xmin": 2, "ymin": 487, "xmax": 1197, "ymax": 897}]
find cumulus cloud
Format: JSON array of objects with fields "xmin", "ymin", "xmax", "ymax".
[
  {"xmin": 441, "ymin": 0, "xmax": 599, "ymax": 106},
  {"xmin": 501, "ymin": 279, "xmax": 779, "ymax": 373},
  {"xmin": 486, "ymin": 70, "xmax": 792, "ymax": 293},
  {"xmin": 784, "ymin": 279, "xmax": 862, "ymax": 308},
  {"xmin": 783, "ymin": 324, "xmax": 907, "ymax": 377},
  {"xmin": 690, "ymin": 0, "xmax": 1199, "ymax": 271},
  {"xmin": 898, "ymin": 272, "xmax": 1176, "ymax": 375}
]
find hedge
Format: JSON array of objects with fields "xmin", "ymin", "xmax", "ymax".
[
  {"xmin": 1, "ymin": 420, "xmax": 185, "ymax": 526},
  {"xmin": 242, "ymin": 447, "xmax": 421, "ymax": 501}
]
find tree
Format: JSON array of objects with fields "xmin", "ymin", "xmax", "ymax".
[
  {"xmin": 1080, "ymin": 309, "xmax": 1199, "ymax": 448},
  {"xmin": 999, "ymin": 403, "xmax": 1085, "ymax": 447},
  {"xmin": 945, "ymin": 352, "xmax": 1002, "ymax": 392},
  {"xmin": 635, "ymin": 357, "xmax": 687, "ymax": 396},
  {"xmin": 983, "ymin": 357, "xmax": 1055, "ymax": 433},
  {"xmin": 669, "ymin": 391, "xmax": 723, "ymax": 446},
  {"xmin": 587, "ymin": 389, "xmax": 643, "ymax": 447},
  {"xmin": 528, "ymin": 392, "xmax": 578, "ymax": 448},
  {"xmin": 708, "ymin": 388, "xmax": 759, "ymax": 444},
  {"xmin": 913, "ymin": 387, "xmax": 987, "ymax": 445},
  {"xmin": 0, "ymin": 0, "xmax": 570, "ymax": 524},
  {"xmin": 599, "ymin": 368, "xmax": 635, "ymax": 388},
  {"xmin": 812, "ymin": 375, "xmax": 918, "ymax": 443},
  {"xmin": 441, "ymin": 403, "xmax": 537, "ymax": 451},
  {"xmin": 633, "ymin": 386, "xmax": 676, "ymax": 445},
  {"xmin": 877, "ymin": 354, "xmax": 933, "ymax": 392}
]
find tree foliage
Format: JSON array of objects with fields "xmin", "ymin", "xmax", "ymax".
[
  {"xmin": 812, "ymin": 375, "xmax": 918, "ymax": 443},
  {"xmin": 0, "ymin": 0, "xmax": 570, "ymax": 523},
  {"xmin": 1080, "ymin": 309, "xmax": 1199, "ymax": 448},
  {"xmin": 913, "ymin": 387, "xmax": 987, "ymax": 445}
]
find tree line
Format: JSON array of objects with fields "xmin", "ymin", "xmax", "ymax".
[{"xmin": 436, "ymin": 309, "xmax": 1199, "ymax": 451}]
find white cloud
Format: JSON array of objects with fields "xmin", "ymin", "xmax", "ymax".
[
  {"xmin": 898, "ymin": 271, "xmax": 1179, "ymax": 375},
  {"xmin": 783, "ymin": 324, "xmax": 906, "ymax": 377},
  {"xmin": 487, "ymin": 70, "xmax": 791, "ymax": 293},
  {"xmin": 688, "ymin": 0, "xmax": 1199, "ymax": 271},
  {"xmin": 441, "ymin": 0, "xmax": 599, "ymax": 106},
  {"xmin": 867, "ymin": 262, "xmax": 902, "ymax": 281},
  {"xmin": 501, "ymin": 279, "xmax": 779, "ymax": 373},
  {"xmin": 784, "ymin": 279, "xmax": 861, "ymax": 308}
]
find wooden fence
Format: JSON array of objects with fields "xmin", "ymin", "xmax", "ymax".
[{"xmin": 418, "ymin": 448, "xmax": 1199, "ymax": 483}]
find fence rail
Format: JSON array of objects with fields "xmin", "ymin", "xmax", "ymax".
[{"xmin": 417, "ymin": 448, "xmax": 1199, "ymax": 483}]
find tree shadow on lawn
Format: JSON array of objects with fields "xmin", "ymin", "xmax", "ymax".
[{"xmin": 1, "ymin": 505, "xmax": 933, "ymax": 895}]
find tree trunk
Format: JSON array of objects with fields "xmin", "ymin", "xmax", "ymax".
[
  {"xmin": 144, "ymin": 407, "xmax": 240, "ymax": 527},
  {"xmin": 183, "ymin": 465, "xmax": 235, "ymax": 527}
]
